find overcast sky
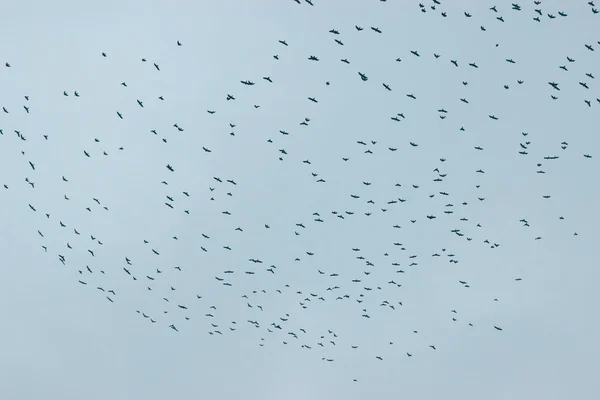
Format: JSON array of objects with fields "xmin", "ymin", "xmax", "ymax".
[{"xmin": 1, "ymin": 1, "xmax": 599, "ymax": 399}]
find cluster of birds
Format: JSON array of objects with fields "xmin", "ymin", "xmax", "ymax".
[
  {"xmin": 297, "ymin": 0, "xmax": 600, "ymax": 16},
  {"xmin": 2, "ymin": 0, "xmax": 596, "ymax": 384}
]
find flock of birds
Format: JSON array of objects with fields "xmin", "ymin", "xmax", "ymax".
[{"xmin": 2, "ymin": 0, "xmax": 597, "ymax": 384}]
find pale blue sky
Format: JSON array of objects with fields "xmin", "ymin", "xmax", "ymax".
[{"xmin": 1, "ymin": 1, "xmax": 599, "ymax": 399}]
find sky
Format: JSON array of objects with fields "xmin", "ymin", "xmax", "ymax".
[{"xmin": 1, "ymin": 0, "xmax": 599, "ymax": 399}]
